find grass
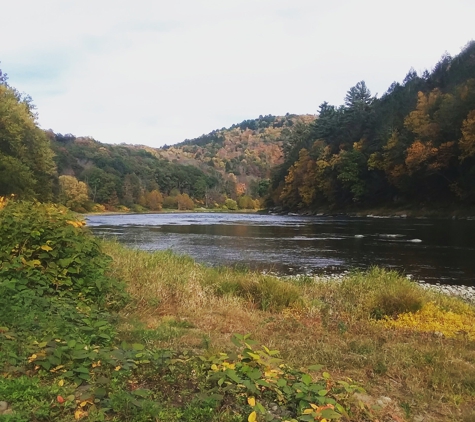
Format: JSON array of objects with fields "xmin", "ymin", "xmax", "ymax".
[
  {"xmin": 102, "ymin": 241, "xmax": 475, "ymax": 421},
  {"xmin": 1, "ymin": 199, "xmax": 474, "ymax": 422}
]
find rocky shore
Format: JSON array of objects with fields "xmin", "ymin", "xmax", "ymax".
[
  {"xmin": 280, "ymin": 272, "xmax": 475, "ymax": 305},
  {"xmin": 415, "ymin": 280, "xmax": 475, "ymax": 305}
]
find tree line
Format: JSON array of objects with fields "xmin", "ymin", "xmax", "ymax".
[
  {"xmin": 269, "ymin": 41, "xmax": 475, "ymax": 211},
  {"xmin": 0, "ymin": 68, "xmax": 268, "ymax": 212}
]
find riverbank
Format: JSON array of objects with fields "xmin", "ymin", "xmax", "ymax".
[
  {"xmin": 103, "ymin": 242, "xmax": 475, "ymax": 422},
  {"xmin": 1, "ymin": 202, "xmax": 475, "ymax": 421},
  {"xmin": 270, "ymin": 204, "xmax": 475, "ymax": 220}
]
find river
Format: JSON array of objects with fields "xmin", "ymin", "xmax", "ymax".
[{"xmin": 86, "ymin": 213, "xmax": 475, "ymax": 286}]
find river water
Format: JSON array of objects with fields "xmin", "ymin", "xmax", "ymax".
[{"xmin": 86, "ymin": 213, "xmax": 475, "ymax": 286}]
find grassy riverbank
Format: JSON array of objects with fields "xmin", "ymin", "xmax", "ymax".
[
  {"xmin": 104, "ymin": 243, "xmax": 475, "ymax": 421},
  {"xmin": 1, "ymin": 201, "xmax": 475, "ymax": 421}
]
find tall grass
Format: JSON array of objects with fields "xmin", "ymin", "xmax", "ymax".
[{"xmin": 102, "ymin": 241, "xmax": 475, "ymax": 421}]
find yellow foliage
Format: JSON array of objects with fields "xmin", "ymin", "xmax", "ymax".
[
  {"xmin": 459, "ymin": 110, "xmax": 475, "ymax": 160},
  {"xmin": 378, "ymin": 302, "xmax": 475, "ymax": 340},
  {"xmin": 66, "ymin": 220, "xmax": 86, "ymax": 228}
]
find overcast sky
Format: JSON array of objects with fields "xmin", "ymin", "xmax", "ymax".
[{"xmin": 1, "ymin": 0, "xmax": 473, "ymax": 147}]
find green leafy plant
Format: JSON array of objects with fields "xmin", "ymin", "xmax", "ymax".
[{"xmin": 197, "ymin": 334, "xmax": 367, "ymax": 421}]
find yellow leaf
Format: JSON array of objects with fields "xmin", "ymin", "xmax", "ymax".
[
  {"xmin": 114, "ymin": 366, "xmax": 121, "ymax": 371},
  {"xmin": 74, "ymin": 409, "xmax": 88, "ymax": 420},
  {"xmin": 303, "ymin": 408, "xmax": 314, "ymax": 414},
  {"xmin": 41, "ymin": 245, "xmax": 53, "ymax": 251},
  {"xmin": 248, "ymin": 411, "xmax": 257, "ymax": 422},
  {"xmin": 211, "ymin": 364, "xmax": 218, "ymax": 371},
  {"xmin": 247, "ymin": 397, "xmax": 256, "ymax": 407},
  {"xmin": 58, "ymin": 379, "xmax": 64, "ymax": 387},
  {"xmin": 310, "ymin": 403, "xmax": 318, "ymax": 410}
]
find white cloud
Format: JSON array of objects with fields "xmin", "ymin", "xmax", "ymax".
[{"xmin": 1, "ymin": 0, "xmax": 474, "ymax": 147}]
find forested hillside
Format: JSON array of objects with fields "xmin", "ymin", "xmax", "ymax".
[
  {"xmin": 270, "ymin": 41, "xmax": 475, "ymax": 212},
  {"xmin": 1, "ymin": 67, "xmax": 299, "ymax": 211},
  {"xmin": 2, "ymin": 41, "xmax": 475, "ymax": 214}
]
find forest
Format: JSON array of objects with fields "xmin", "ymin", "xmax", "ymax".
[
  {"xmin": 270, "ymin": 41, "xmax": 475, "ymax": 212},
  {"xmin": 1, "ymin": 41, "xmax": 475, "ymax": 214}
]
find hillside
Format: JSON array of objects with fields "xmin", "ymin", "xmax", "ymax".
[
  {"xmin": 270, "ymin": 41, "xmax": 475, "ymax": 212},
  {"xmin": 45, "ymin": 114, "xmax": 315, "ymax": 212}
]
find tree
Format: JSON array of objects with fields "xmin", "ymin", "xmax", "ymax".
[
  {"xmin": 0, "ymin": 83, "xmax": 56, "ymax": 199},
  {"xmin": 224, "ymin": 198, "xmax": 238, "ymax": 210},
  {"xmin": 459, "ymin": 110, "xmax": 475, "ymax": 160},
  {"xmin": 345, "ymin": 81, "xmax": 373, "ymax": 111},
  {"xmin": 177, "ymin": 193, "xmax": 194, "ymax": 210},
  {"xmin": 58, "ymin": 175, "xmax": 89, "ymax": 211},
  {"xmin": 145, "ymin": 189, "xmax": 163, "ymax": 211}
]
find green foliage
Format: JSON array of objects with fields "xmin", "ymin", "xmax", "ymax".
[
  {"xmin": 0, "ymin": 201, "xmax": 117, "ymax": 303},
  {"xmin": 337, "ymin": 268, "xmax": 425, "ymax": 320},
  {"xmin": 0, "ymin": 84, "xmax": 56, "ymax": 200},
  {"xmin": 224, "ymin": 198, "xmax": 238, "ymax": 210},
  {"xmin": 198, "ymin": 334, "xmax": 367, "ymax": 421},
  {"xmin": 207, "ymin": 272, "xmax": 301, "ymax": 311}
]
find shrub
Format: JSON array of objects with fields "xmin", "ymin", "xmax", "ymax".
[
  {"xmin": 338, "ymin": 268, "xmax": 425, "ymax": 320},
  {"xmin": 0, "ymin": 201, "xmax": 118, "ymax": 304},
  {"xmin": 224, "ymin": 198, "xmax": 238, "ymax": 210},
  {"xmin": 207, "ymin": 271, "xmax": 301, "ymax": 311}
]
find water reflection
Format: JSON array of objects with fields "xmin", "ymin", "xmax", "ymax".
[{"xmin": 87, "ymin": 213, "xmax": 475, "ymax": 286}]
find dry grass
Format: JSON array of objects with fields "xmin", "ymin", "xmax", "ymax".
[{"xmin": 103, "ymin": 241, "xmax": 475, "ymax": 421}]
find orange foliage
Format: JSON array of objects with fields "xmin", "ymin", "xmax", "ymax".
[
  {"xmin": 459, "ymin": 110, "xmax": 475, "ymax": 160},
  {"xmin": 404, "ymin": 90, "xmax": 441, "ymax": 140}
]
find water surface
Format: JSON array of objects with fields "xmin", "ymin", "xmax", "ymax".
[{"xmin": 86, "ymin": 213, "xmax": 475, "ymax": 286}]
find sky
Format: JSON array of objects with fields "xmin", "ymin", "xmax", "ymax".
[{"xmin": 1, "ymin": 0, "xmax": 474, "ymax": 148}]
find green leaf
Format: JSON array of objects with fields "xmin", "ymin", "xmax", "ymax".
[
  {"xmin": 255, "ymin": 379, "xmax": 271, "ymax": 387},
  {"xmin": 225, "ymin": 369, "xmax": 241, "ymax": 383},
  {"xmin": 132, "ymin": 389, "xmax": 150, "ymax": 397},
  {"xmin": 132, "ymin": 343, "xmax": 145, "ymax": 351},
  {"xmin": 320, "ymin": 408, "xmax": 342, "ymax": 419},
  {"xmin": 301, "ymin": 374, "xmax": 312, "ymax": 386}
]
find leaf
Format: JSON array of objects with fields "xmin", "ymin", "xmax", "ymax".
[
  {"xmin": 248, "ymin": 411, "xmax": 257, "ymax": 422},
  {"xmin": 248, "ymin": 397, "xmax": 256, "ymax": 407},
  {"xmin": 58, "ymin": 379, "xmax": 64, "ymax": 387},
  {"xmin": 132, "ymin": 343, "xmax": 145, "ymax": 351},
  {"xmin": 132, "ymin": 389, "xmax": 150, "ymax": 398},
  {"xmin": 225, "ymin": 369, "xmax": 241, "ymax": 383},
  {"xmin": 320, "ymin": 409, "xmax": 342, "ymax": 419},
  {"xmin": 301, "ymin": 374, "xmax": 312, "ymax": 386},
  {"xmin": 74, "ymin": 409, "xmax": 88, "ymax": 420},
  {"xmin": 41, "ymin": 245, "xmax": 53, "ymax": 251}
]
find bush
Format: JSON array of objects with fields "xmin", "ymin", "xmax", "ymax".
[
  {"xmin": 224, "ymin": 198, "xmax": 238, "ymax": 210},
  {"xmin": 0, "ymin": 201, "xmax": 118, "ymax": 304},
  {"xmin": 207, "ymin": 271, "xmax": 301, "ymax": 311},
  {"xmin": 338, "ymin": 268, "xmax": 425, "ymax": 320}
]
